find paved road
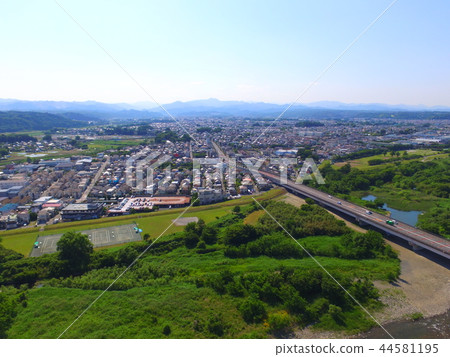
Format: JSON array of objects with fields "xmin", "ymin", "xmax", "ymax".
[
  {"xmin": 259, "ymin": 170, "xmax": 450, "ymax": 259},
  {"xmin": 77, "ymin": 156, "xmax": 110, "ymax": 203},
  {"xmin": 212, "ymin": 141, "xmax": 227, "ymax": 192}
]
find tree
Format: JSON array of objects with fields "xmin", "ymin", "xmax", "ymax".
[
  {"xmin": 143, "ymin": 233, "xmax": 151, "ymax": 241},
  {"xmin": 57, "ymin": 231, "xmax": 93, "ymax": 274},
  {"xmin": 232, "ymin": 206, "xmax": 241, "ymax": 214},
  {"xmin": 42, "ymin": 134, "xmax": 52, "ymax": 142},
  {"xmin": 223, "ymin": 223, "xmax": 258, "ymax": 246},
  {"xmin": 184, "ymin": 231, "xmax": 200, "ymax": 249},
  {"xmin": 200, "ymin": 226, "xmax": 218, "ymax": 245},
  {"xmin": 339, "ymin": 163, "xmax": 351, "ymax": 174}
]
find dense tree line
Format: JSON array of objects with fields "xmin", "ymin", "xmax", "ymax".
[
  {"xmin": 155, "ymin": 129, "xmax": 190, "ymax": 143},
  {"xmin": 0, "ymin": 134, "xmax": 37, "ymax": 144},
  {"xmin": 295, "ymin": 120, "xmax": 324, "ymax": 127}
]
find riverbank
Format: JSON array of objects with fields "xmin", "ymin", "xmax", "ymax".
[
  {"xmin": 373, "ymin": 239, "xmax": 450, "ymax": 323},
  {"xmin": 281, "ymin": 193, "xmax": 450, "ymax": 338}
]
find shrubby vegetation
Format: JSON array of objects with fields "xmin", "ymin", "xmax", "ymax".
[
  {"xmin": 322, "ymin": 155, "xmax": 449, "ymax": 198},
  {"xmin": 306, "ymin": 156, "xmax": 449, "ymax": 237},
  {"xmin": 417, "ymin": 204, "xmax": 450, "ymax": 237},
  {"xmin": 2, "ymin": 201, "xmax": 400, "ymax": 338}
]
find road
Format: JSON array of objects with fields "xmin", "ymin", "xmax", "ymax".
[
  {"xmin": 211, "ymin": 141, "xmax": 227, "ymax": 192},
  {"xmin": 77, "ymin": 156, "xmax": 110, "ymax": 203},
  {"xmin": 259, "ymin": 170, "xmax": 450, "ymax": 260}
]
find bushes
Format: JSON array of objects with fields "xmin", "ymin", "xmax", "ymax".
[
  {"xmin": 206, "ymin": 314, "xmax": 226, "ymax": 337},
  {"xmin": 200, "ymin": 226, "xmax": 218, "ymax": 245},
  {"xmin": 222, "ymin": 223, "xmax": 259, "ymax": 246},
  {"xmin": 0, "ymin": 292, "xmax": 17, "ymax": 338},
  {"xmin": 340, "ymin": 231, "xmax": 394, "ymax": 260},
  {"xmin": 162, "ymin": 325, "xmax": 171, "ymax": 336},
  {"xmin": 247, "ymin": 233, "xmax": 303, "ymax": 259},
  {"xmin": 225, "ymin": 232, "xmax": 303, "ymax": 259},
  {"xmin": 239, "ymin": 296, "xmax": 267, "ymax": 323},
  {"xmin": 268, "ymin": 311, "xmax": 292, "ymax": 335},
  {"xmin": 256, "ymin": 201, "xmax": 351, "ymax": 238},
  {"xmin": 116, "ymin": 245, "xmax": 139, "ymax": 265},
  {"xmin": 184, "ymin": 231, "xmax": 200, "ymax": 249},
  {"xmin": 184, "ymin": 219, "xmax": 218, "ymax": 249}
]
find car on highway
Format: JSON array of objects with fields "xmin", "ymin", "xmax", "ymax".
[
  {"xmin": 337, "ymin": 201, "xmax": 342, "ymax": 205},
  {"xmin": 366, "ymin": 210, "xmax": 372, "ymax": 215}
]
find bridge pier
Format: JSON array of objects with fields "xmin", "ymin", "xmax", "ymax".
[
  {"xmin": 356, "ymin": 219, "xmax": 369, "ymax": 227},
  {"xmin": 409, "ymin": 242, "xmax": 424, "ymax": 251}
]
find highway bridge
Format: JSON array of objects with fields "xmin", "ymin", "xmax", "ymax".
[{"xmin": 259, "ymin": 170, "xmax": 450, "ymax": 260}]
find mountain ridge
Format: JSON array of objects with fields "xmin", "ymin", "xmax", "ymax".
[{"xmin": 1, "ymin": 98, "xmax": 449, "ymax": 114}]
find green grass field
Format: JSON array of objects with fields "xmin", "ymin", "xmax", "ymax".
[{"xmin": 333, "ymin": 149, "xmax": 448, "ymax": 171}]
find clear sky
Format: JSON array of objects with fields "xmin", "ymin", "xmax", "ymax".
[{"xmin": 0, "ymin": 0, "xmax": 449, "ymax": 106}]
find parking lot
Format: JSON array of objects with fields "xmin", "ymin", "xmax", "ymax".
[{"xmin": 30, "ymin": 224, "xmax": 141, "ymax": 257}]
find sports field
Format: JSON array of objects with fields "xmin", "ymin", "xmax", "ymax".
[{"xmin": 29, "ymin": 224, "xmax": 141, "ymax": 257}]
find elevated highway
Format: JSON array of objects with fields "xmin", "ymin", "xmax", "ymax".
[{"xmin": 259, "ymin": 170, "xmax": 450, "ymax": 260}]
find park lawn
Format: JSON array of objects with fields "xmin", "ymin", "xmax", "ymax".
[{"xmin": 1, "ymin": 189, "xmax": 286, "ymax": 256}]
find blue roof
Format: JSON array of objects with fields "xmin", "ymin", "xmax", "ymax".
[{"xmin": 0, "ymin": 203, "xmax": 19, "ymax": 212}]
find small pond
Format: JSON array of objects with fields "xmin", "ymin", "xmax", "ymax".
[{"xmin": 362, "ymin": 195, "xmax": 422, "ymax": 226}]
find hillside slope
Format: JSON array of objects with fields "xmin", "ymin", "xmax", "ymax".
[{"xmin": 0, "ymin": 111, "xmax": 86, "ymax": 132}]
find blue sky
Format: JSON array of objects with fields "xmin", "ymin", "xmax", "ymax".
[{"xmin": 0, "ymin": 0, "xmax": 449, "ymax": 105}]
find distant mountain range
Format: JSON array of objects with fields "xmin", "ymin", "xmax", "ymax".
[
  {"xmin": 0, "ymin": 99, "xmax": 449, "ymax": 132},
  {"xmin": 1, "ymin": 98, "xmax": 449, "ymax": 119}
]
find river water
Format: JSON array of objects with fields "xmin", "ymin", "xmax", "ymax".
[
  {"xmin": 360, "ymin": 311, "xmax": 450, "ymax": 339},
  {"xmin": 362, "ymin": 195, "xmax": 422, "ymax": 226}
]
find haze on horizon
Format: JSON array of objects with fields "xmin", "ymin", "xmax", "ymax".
[{"xmin": 0, "ymin": 0, "xmax": 449, "ymax": 107}]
